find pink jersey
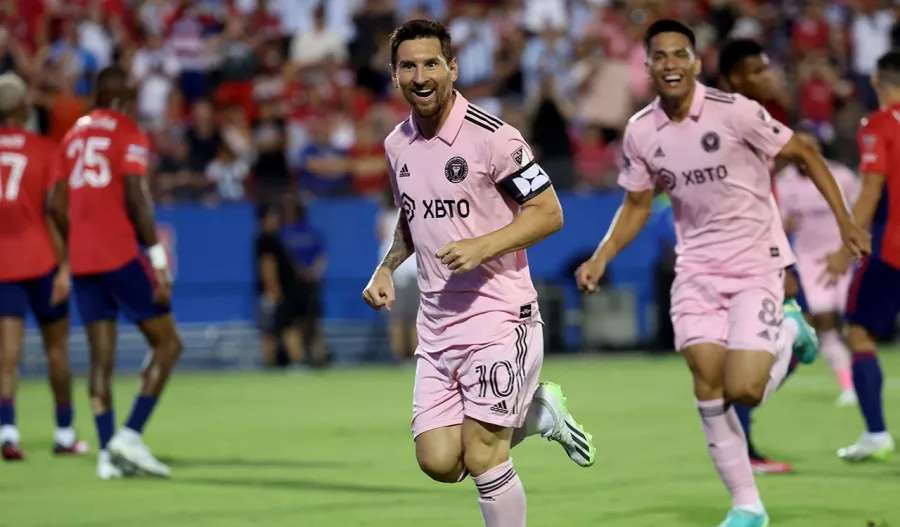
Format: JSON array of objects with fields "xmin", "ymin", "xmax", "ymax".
[
  {"xmin": 618, "ymin": 82, "xmax": 796, "ymax": 275},
  {"xmin": 384, "ymin": 92, "xmax": 547, "ymax": 353},
  {"xmin": 775, "ymin": 162, "xmax": 860, "ymax": 261}
]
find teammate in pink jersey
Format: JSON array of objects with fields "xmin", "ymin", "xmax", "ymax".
[
  {"xmin": 361, "ymin": 20, "xmax": 595, "ymax": 527},
  {"xmin": 776, "ymin": 129, "xmax": 859, "ymax": 407},
  {"xmin": 575, "ymin": 20, "xmax": 868, "ymax": 527}
]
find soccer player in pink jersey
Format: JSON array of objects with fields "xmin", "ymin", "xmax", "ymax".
[
  {"xmin": 361, "ymin": 20, "xmax": 595, "ymax": 527},
  {"xmin": 776, "ymin": 129, "xmax": 859, "ymax": 407},
  {"xmin": 575, "ymin": 20, "xmax": 869, "ymax": 527}
]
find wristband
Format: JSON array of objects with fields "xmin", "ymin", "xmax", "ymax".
[{"xmin": 147, "ymin": 244, "xmax": 169, "ymax": 270}]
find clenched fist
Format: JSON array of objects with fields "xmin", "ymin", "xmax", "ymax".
[
  {"xmin": 575, "ymin": 257, "xmax": 608, "ymax": 294},
  {"xmin": 362, "ymin": 266, "xmax": 395, "ymax": 310},
  {"xmin": 436, "ymin": 238, "xmax": 489, "ymax": 275}
]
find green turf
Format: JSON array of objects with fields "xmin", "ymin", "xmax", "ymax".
[{"xmin": 3, "ymin": 351, "xmax": 900, "ymax": 526}]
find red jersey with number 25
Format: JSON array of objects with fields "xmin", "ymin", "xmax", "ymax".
[
  {"xmin": 60, "ymin": 109, "xmax": 151, "ymax": 276},
  {"xmin": 0, "ymin": 128, "xmax": 61, "ymax": 281}
]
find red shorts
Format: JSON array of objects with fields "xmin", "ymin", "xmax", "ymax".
[{"xmin": 411, "ymin": 322, "xmax": 543, "ymax": 438}]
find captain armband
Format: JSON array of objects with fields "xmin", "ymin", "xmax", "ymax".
[{"xmin": 497, "ymin": 160, "xmax": 552, "ymax": 205}]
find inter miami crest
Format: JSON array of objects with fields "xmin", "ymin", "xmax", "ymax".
[
  {"xmin": 445, "ymin": 156, "xmax": 468, "ymax": 183},
  {"xmin": 701, "ymin": 132, "xmax": 720, "ymax": 153},
  {"xmin": 657, "ymin": 168, "xmax": 677, "ymax": 191}
]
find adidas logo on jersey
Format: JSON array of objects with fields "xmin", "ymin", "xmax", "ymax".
[
  {"xmin": 654, "ymin": 147, "xmax": 665, "ymax": 158},
  {"xmin": 398, "ymin": 164, "xmax": 410, "ymax": 177},
  {"xmin": 489, "ymin": 401, "xmax": 509, "ymax": 415},
  {"xmin": 756, "ymin": 329, "xmax": 770, "ymax": 341}
]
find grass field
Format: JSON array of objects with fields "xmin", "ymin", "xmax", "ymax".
[{"xmin": 3, "ymin": 351, "xmax": 900, "ymax": 527}]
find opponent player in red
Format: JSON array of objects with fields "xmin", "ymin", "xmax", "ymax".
[
  {"xmin": 824, "ymin": 50, "xmax": 900, "ymax": 461},
  {"xmin": 0, "ymin": 73, "xmax": 89, "ymax": 461},
  {"xmin": 363, "ymin": 20, "xmax": 595, "ymax": 527},
  {"xmin": 576, "ymin": 20, "xmax": 868, "ymax": 527},
  {"xmin": 50, "ymin": 65, "xmax": 183, "ymax": 479}
]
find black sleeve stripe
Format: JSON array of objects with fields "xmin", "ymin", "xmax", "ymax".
[
  {"xmin": 465, "ymin": 114, "xmax": 499, "ymax": 132},
  {"xmin": 497, "ymin": 160, "xmax": 552, "ymax": 205},
  {"xmin": 704, "ymin": 93, "xmax": 735, "ymax": 104},
  {"xmin": 467, "ymin": 105, "xmax": 503, "ymax": 128}
]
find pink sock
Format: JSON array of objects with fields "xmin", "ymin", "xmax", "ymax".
[
  {"xmin": 819, "ymin": 329, "xmax": 853, "ymax": 391},
  {"xmin": 473, "ymin": 459, "xmax": 526, "ymax": 527},
  {"xmin": 698, "ymin": 399, "xmax": 760, "ymax": 507}
]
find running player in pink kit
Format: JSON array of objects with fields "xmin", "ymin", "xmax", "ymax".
[
  {"xmin": 575, "ymin": 21, "xmax": 869, "ymax": 527},
  {"xmin": 776, "ymin": 129, "xmax": 860, "ymax": 406},
  {"xmin": 362, "ymin": 20, "xmax": 595, "ymax": 527}
]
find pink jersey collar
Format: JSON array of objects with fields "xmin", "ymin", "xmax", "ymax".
[
  {"xmin": 652, "ymin": 81, "xmax": 707, "ymax": 129},
  {"xmin": 408, "ymin": 90, "xmax": 468, "ymax": 145}
]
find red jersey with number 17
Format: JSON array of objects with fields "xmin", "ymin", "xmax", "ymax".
[
  {"xmin": 857, "ymin": 104, "xmax": 900, "ymax": 270},
  {"xmin": 0, "ymin": 128, "xmax": 61, "ymax": 281},
  {"xmin": 60, "ymin": 109, "xmax": 151, "ymax": 276}
]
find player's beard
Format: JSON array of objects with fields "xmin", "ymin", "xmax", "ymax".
[{"xmin": 405, "ymin": 82, "xmax": 451, "ymax": 120}]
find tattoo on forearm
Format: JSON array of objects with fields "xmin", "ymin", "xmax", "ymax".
[{"xmin": 379, "ymin": 215, "xmax": 414, "ymax": 271}]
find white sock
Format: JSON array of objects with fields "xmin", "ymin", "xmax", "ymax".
[
  {"xmin": 55, "ymin": 427, "xmax": 76, "ymax": 447},
  {"xmin": 866, "ymin": 431, "xmax": 891, "ymax": 443},
  {"xmin": 98, "ymin": 449, "xmax": 112, "ymax": 463},
  {"xmin": 510, "ymin": 398, "xmax": 557, "ymax": 447},
  {"xmin": 782, "ymin": 317, "xmax": 800, "ymax": 348},
  {"xmin": 0, "ymin": 424, "xmax": 20, "ymax": 444},
  {"xmin": 736, "ymin": 500, "xmax": 766, "ymax": 515}
]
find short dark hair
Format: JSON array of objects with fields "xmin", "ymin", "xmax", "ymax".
[
  {"xmin": 891, "ymin": 21, "xmax": 900, "ymax": 48},
  {"xmin": 389, "ymin": 19, "xmax": 453, "ymax": 68},
  {"xmin": 877, "ymin": 49, "xmax": 900, "ymax": 86},
  {"xmin": 644, "ymin": 19, "xmax": 696, "ymax": 51},
  {"xmin": 718, "ymin": 39, "xmax": 764, "ymax": 80}
]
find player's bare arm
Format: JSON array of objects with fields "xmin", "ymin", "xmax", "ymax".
[
  {"xmin": 363, "ymin": 213, "xmax": 414, "ymax": 311},
  {"xmin": 576, "ymin": 189, "xmax": 653, "ymax": 293},
  {"xmin": 48, "ymin": 180, "xmax": 69, "ymax": 243},
  {"xmin": 44, "ymin": 192, "xmax": 70, "ymax": 305},
  {"xmin": 124, "ymin": 175, "xmax": 171, "ymax": 303},
  {"xmin": 820, "ymin": 171, "xmax": 885, "ymax": 285},
  {"xmin": 259, "ymin": 254, "xmax": 282, "ymax": 302},
  {"xmin": 777, "ymin": 136, "xmax": 870, "ymax": 257},
  {"xmin": 437, "ymin": 185, "xmax": 563, "ymax": 275}
]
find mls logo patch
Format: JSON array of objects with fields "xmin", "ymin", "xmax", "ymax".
[
  {"xmin": 445, "ymin": 156, "xmax": 469, "ymax": 183},
  {"xmin": 512, "ymin": 146, "xmax": 524, "ymax": 166},
  {"xmin": 657, "ymin": 168, "xmax": 677, "ymax": 191},
  {"xmin": 701, "ymin": 132, "xmax": 720, "ymax": 153}
]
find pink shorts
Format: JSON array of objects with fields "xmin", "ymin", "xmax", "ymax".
[
  {"xmin": 411, "ymin": 322, "xmax": 544, "ymax": 439},
  {"xmin": 670, "ymin": 269, "xmax": 785, "ymax": 353},
  {"xmin": 796, "ymin": 258, "xmax": 853, "ymax": 314}
]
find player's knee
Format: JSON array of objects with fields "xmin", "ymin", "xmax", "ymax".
[
  {"xmin": 462, "ymin": 440, "xmax": 508, "ymax": 477},
  {"xmin": 416, "ymin": 450, "xmax": 465, "ymax": 483},
  {"xmin": 846, "ymin": 325, "xmax": 876, "ymax": 352},
  {"xmin": 724, "ymin": 379, "xmax": 766, "ymax": 407},
  {"xmin": 691, "ymin": 373, "xmax": 724, "ymax": 401}
]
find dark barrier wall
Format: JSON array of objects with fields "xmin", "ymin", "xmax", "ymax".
[{"xmin": 52, "ymin": 191, "xmax": 664, "ymax": 342}]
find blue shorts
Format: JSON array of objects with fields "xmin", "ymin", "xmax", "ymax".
[
  {"xmin": 786, "ymin": 265, "xmax": 810, "ymax": 313},
  {"xmin": 846, "ymin": 256, "xmax": 900, "ymax": 338},
  {"xmin": 0, "ymin": 268, "xmax": 68, "ymax": 324},
  {"xmin": 73, "ymin": 257, "xmax": 171, "ymax": 325}
]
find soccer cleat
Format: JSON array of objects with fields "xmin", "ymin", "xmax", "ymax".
[
  {"xmin": 750, "ymin": 458, "xmax": 793, "ymax": 475},
  {"xmin": 532, "ymin": 382, "xmax": 596, "ymax": 467},
  {"xmin": 97, "ymin": 449, "xmax": 123, "ymax": 480},
  {"xmin": 838, "ymin": 433, "xmax": 894, "ymax": 462},
  {"xmin": 54, "ymin": 438, "xmax": 90, "ymax": 456},
  {"xmin": 108, "ymin": 428, "xmax": 171, "ymax": 478},
  {"xmin": 1, "ymin": 441, "xmax": 25, "ymax": 461},
  {"xmin": 836, "ymin": 389, "xmax": 858, "ymax": 408},
  {"xmin": 717, "ymin": 508, "xmax": 770, "ymax": 527},
  {"xmin": 783, "ymin": 299, "xmax": 818, "ymax": 364}
]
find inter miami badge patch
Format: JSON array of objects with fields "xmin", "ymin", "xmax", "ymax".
[
  {"xmin": 445, "ymin": 156, "xmax": 468, "ymax": 183},
  {"xmin": 701, "ymin": 132, "xmax": 720, "ymax": 153},
  {"xmin": 658, "ymin": 168, "xmax": 677, "ymax": 191},
  {"xmin": 512, "ymin": 146, "xmax": 524, "ymax": 166}
]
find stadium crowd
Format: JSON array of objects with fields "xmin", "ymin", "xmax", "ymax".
[{"xmin": 3, "ymin": 0, "xmax": 899, "ymax": 207}]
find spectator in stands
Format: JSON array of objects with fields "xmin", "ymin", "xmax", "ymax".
[
  {"xmin": 185, "ymin": 99, "xmax": 222, "ymax": 173},
  {"xmin": 255, "ymin": 205, "xmax": 304, "ymax": 368},
  {"xmin": 252, "ymin": 99, "xmax": 290, "ymax": 202},
  {"xmin": 280, "ymin": 199, "xmax": 329, "ymax": 367},
  {"xmin": 348, "ymin": 116, "xmax": 388, "ymax": 196},
  {"xmin": 377, "ymin": 187, "xmax": 417, "ymax": 364},
  {"xmin": 289, "ymin": 4, "xmax": 348, "ymax": 73},
  {"xmin": 49, "ymin": 21, "xmax": 98, "ymax": 97},
  {"xmin": 206, "ymin": 142, "xmax": 249, "ymax": 203},
  {"xmin": 131, "ymin": 31, "xmax": 180, "ymax": 129},
  {"xmin": 297, "ymin": 117, "xmax": 350, "ymax": 198}
]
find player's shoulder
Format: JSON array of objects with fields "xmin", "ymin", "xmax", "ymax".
[
  {"xmin": 460, "ymin": 101, "xmax": 508, "ymax": 137},
  {"xmin": 384, "ymin": 117, "xmax": 414, "ymax": 157},
  {"xmin": 704, "ymin": 86, "xmax": 740, "ymax": 105},
  {"xmin": 627, "ymin": 102, "xmax": 655, "ymax": 127},
  {"xmin": 859, "ymin": 108, "xmax": 896, "ymax": 133}
]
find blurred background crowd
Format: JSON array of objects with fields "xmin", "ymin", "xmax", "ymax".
[
  {"xmin": 11, "ymin": 0, "xmax": 900, "ymax": 369},
  {"xmin": 9, "ymin": 0, "xmax": 900, "ymax": 206}
]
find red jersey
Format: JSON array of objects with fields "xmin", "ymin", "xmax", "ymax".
[
  {"xmin": 0, "ymin": 128, "xmax": 60, "ymax": 281},
  {"xmin": 60, "ymin": 109, "xmax": 151, "ymax": 276},
  {"xmin": 857, "ymin": 104, "xmax": 900, "ymax": 269}
]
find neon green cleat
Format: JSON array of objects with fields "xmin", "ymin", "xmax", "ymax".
[
  {"xmin": 783, "ymin": 298, "xmax": 818, "ymax": 364},
  {"xmin": 717, "ymin": 509, "xmax": 770, "ymax": 527},
  {"xmin": 532, "ymin": 382, "xmax": 596, "ymax": 467},
  {"xmin": 838, "ymin": 433, "xmax": 895, "ymax": 462}
]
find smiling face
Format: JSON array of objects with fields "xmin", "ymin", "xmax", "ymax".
[
  {"xmin": 646, "ymin": 31, "xmax": 701, "ymax": 101},
  {"xmin": 391, "ymin": 37, "xmax": 458, "ymax": 120}
]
